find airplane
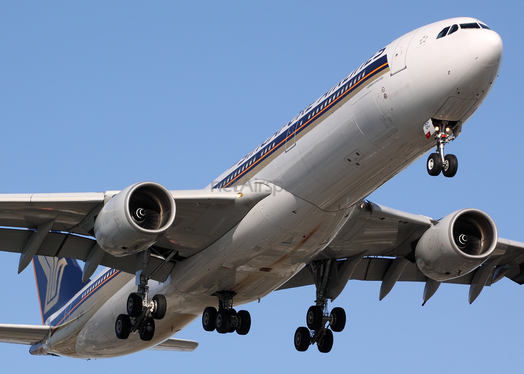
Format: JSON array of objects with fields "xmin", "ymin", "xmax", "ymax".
[{"xmin": 0, "ymin": 16, "xmax": 518, "ymax": 357}]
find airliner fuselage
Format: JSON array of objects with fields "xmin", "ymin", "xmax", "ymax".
[{"xmin": 17, "ymin": 17, "xmax": 504, "ymax": 358}]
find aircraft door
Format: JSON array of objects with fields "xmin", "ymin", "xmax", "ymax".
[
  {"xmin": 285, "ymin": 122, "xmax": 296, "ymax": 151},
  {"xmin": 390, "ymin": 30, "xmax": 416, "ymax": 75}
]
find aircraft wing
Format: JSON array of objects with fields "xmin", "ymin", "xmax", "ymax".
[
  {"xmin": 0, "ymin": 184, "xmax": 270, "ymax": 282},
  {"xmin": 0, "ymin": 324, "xmax": 51, "ymax": 345},
  {"xmin": 149, "ymin": 338, "xmax": 198, "ymax": 352},
  {"xmin": 280, "ymin": 201, "xmax": 524, "ymax": 304}
]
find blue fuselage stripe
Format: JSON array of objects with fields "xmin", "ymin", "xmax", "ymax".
[
  {"xmin": 213, "ymin": 54, "xmax": 389, "ymax": 189},
  {"xmin": 49, "ymin": 268, "xmax": 121, "ymax": 330}
]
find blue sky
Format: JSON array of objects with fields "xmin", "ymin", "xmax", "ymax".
[{"xmin": 0, "ymin": 1, "xmax": 523, "ymax": 373}]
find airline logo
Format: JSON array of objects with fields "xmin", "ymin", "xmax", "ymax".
[{"xmin": 37, "ymin": 256, "xmax": 68, "ymax": 314}]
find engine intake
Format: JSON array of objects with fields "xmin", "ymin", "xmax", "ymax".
[
  {"xmin": 94, "ymin": 182, "xmax": 176, "ymax": 257},
  {"xmin": 415, "ymin": 209, "xmax": 497, "ymax": 281}
]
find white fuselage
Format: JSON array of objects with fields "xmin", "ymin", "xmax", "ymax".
[{"xmin": 41, "ymin": 17, "xmax": 503, "ymax": 358}]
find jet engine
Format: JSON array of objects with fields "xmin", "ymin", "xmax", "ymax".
[
  {"xmin": 94, "ymin": 182, "xmax": 176, "ymax": 257},
  {"xmin": 415, "ymin": 209, "xmax": 497, "ymax": 281}
]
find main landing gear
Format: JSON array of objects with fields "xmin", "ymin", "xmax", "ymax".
[
  {"xmin": 294, "ymin": 303, "xmax": 346, "ymax": 353},
  {"xmin": 115, "ymin": 272, "xmax": 167, "ymax": 341},
  {"xmin": 426, "ymin": 120, "xmax": 459, "ymax": 178},
  {"xmin": 294, "ymin": 259, "xmax": 347, "ymax": 353},
  {"xmin": 202, "ymin": 291, "xmax": 251, "ymax": 335}
]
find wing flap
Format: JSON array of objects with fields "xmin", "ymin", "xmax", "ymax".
[
  {"xmin": 278, "ymin": 256, "xmax": 475, "ymax": 292},
  {"xmin": 0, "ymin": 228, "xmax": 175, "ymax": 282},
  {"xmin": 0, "ymin": 324, "xmax": 50, "ymax": 345}
]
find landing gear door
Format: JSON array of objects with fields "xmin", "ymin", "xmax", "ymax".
[{"xmin": 390, "ymin": 30, "xmax": 416, "ymax": 75}]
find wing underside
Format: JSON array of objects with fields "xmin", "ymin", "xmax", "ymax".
[
  {"xmin": 280, "ymin": 201, "xmax": 524, "ymax": 304},
  {"xmin": 0, "ymin": 185, "xmax": 271, "ymax": 282}
]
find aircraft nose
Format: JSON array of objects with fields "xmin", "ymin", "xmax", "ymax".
[{"xmin": 468, "ymin": 29, "xmax": 503, "ymax": 67}]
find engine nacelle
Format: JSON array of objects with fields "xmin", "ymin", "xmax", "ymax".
[
  {"xmin": 415, "ymin": 209, "xmax": 497, "ymax": 281},
  {"xmin": 94, "ymin": 182, "xmax": 176, "ymax": 257}
]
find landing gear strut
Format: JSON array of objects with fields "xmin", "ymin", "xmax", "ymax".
[
  {"xmin": 426, "ymin": 120, "xmax": 459, "ymax": 178},
  {"xmin": 294, "ymin": 259, "xmax": 347, "ymax": 353},
  {"xmin": 202, "ymin": 291, "xmax": 251, "ymax": 336},
  {"xmin": 115, "ymin": 267, "xmax": 167, "ymax": 341}
]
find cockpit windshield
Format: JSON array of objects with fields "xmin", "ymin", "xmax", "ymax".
[{"xmin": 436, "ymin": 21, "xmax": 491, "ymax": 39}]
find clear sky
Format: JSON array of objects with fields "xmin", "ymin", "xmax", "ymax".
[{"xmin": 0, "ymin": 1, "xmax": 523, "ymax": 373}]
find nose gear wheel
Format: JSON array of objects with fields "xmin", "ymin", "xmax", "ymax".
[{"xmin": 425, "ymin": 120, "xmax": 459, "ymax": 178}]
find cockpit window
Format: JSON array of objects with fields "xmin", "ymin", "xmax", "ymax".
[
  {"xmin": 437, "ymin": 26, "xmax": 450, "ymax": 39},
  {"xmin": 460, "ymin": 22, "xmax": 480, "ymax": 29},
  {"xmin": 448, "ymin": 24, "xmax": 459, "ymax": 35},
  {"xmin": 436, "ymin": 22, "xmax": 490, "ymax": 40}
]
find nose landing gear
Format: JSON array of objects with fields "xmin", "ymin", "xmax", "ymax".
[{"xmin": 425, "ymin": 120, "xmax": 459, "ymax": 178}]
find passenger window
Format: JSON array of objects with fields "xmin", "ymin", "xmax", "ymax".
[
  {"xmin": 460, "ymin": 23, "xmax": 480, "ymax": 29},
  {"xmin": 448, "ymin": 24, "xmax": 459, "ymax": 35},
  {"xmin": 437, "ymin": 26, "xmax": 450, "ymax": 39}
]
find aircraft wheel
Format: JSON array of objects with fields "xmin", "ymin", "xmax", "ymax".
[
  {"xmin": 152, "ymin": 294, "xmax": 167, "ymax": 320},
  {"xmin": 330, "ymin": 307, "xmax": 346, "ymax": 332},
  {"xmin": 443, "ymin": 154, "xmax": 458, "ymax": 178},
  {"xmin": 127, "ymin": 292, "xmax": 143, "ymax": 317},
  {"xmin": 427, "ymin": 153, "xmax": 442, "ymax": 176},
  {"xmin": 317, "ymin": 329, "xmax": 334, "ymax": 353},
  {"xmin": 236, "ymin": 310, "xmax": 251, "ymax": 335},
  {"xmin": 294, "ymin": 327, "xmax": 310, "ymax": 352},
  {"xmin": 215, "ymin": 309, "xmax": 231, "ymax": 334},
  {"xmin": 228, "ymin": 309, "xmax": 237, "ymax": 333},
  {"xmin": 202, "ymin": 307, "xmax": 217, "ymax": 332},
  {"xmin": 115, "ymin": 314, "xmax": 131, "ymax": 339},
  {"xmin": 139, "ymin": 317, "xmax": 155, "ymax": 341},
  {"xmin": 306, "ymin": 306, "xmax": 323, "ymax": 330}
]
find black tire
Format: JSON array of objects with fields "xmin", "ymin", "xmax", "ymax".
[
  {"xmin": 427, "ymin": 153, "xmax": 442, "ymax": 176},
  {"xmin": 236, "ymin": 310, "xmax": 251, "ymax": 335},
  {"xmin": 115, "ymin": 314, "xmax": 131, "ymax": 340},
  {"xmin": 228, "ymin": 309, "xmax": 237, "ymax": 333},
  {"xmin": 317, "ymin": 329, "xmax": 334, "ymax": 353},
  {"xmin": 139, "ymin": 317, "xmax": 155, "ymax": 341},
  {"xmin": 443, "ymin": 154, "xmax": 458, "ymax": 178},
  {"xmin": 306, "ymin": 305, "xmax": 323, "ymax": 330},
  {"xmin": 215, "ymin": 309, "xmax": 231, "ymax": 334},
  {"xmin": 202, "ymin": 307, "xmax": 217, "ymax": 332},
  {"xmin": 294, "ymin": 327, "xmax": 310, "ymax": 352},
  {"xmin": 330, "ymin": 307, "xmax": 346, "ymax": 333},
  {"xmin": 152, "ymin": 294, "xmax": 167, "ymax": 320},
  {"xmin": 127, "ymin": 292, "xmax": 143, "ymax": 317}
]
